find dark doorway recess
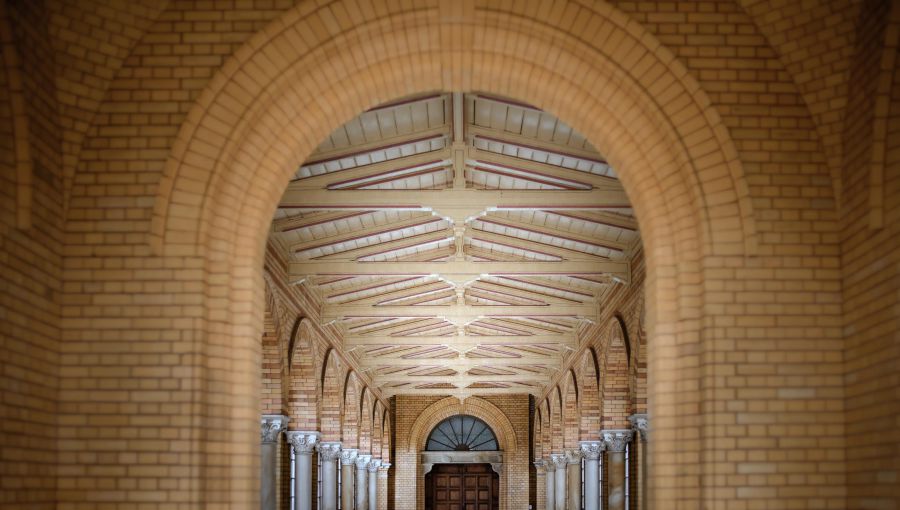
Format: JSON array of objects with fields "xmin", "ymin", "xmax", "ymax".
[{"xmin": 425, "ymin": 463, "xmax": 499, "ymax": 510}]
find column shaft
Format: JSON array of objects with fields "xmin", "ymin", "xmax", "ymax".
[
  {"xmin": 340, "ymin": 449, "xmax": 358, "ymax": 510},
  {"xmin": 602, "ymin": 430, "xmax": 633, "ymax": 510},
  {"xmin": 580, "ymin": 441, "xmax": 603, "ymax": 510},
  {"xmin": 567, "ymin": 460, "xmax": 581, "ymax": 510},
  {"xmin": 261, "ymin": 415, "xmax": 289, "ymax": 510},
  {"xmin": 544, "ymin": 464, "xmax": 556, "ymax": 510},
  {"xmin": 318, "ymin": 443, "xmax": 341, "ymax": 510},
  {"xmin": 368, "ymin": 462, "xmax": 380, "ymax": 510},
  {"xmin": 551, "ymin": 454, "xmax": 567, "ymax": 510},
  {"xmin": 355, "ymin": 456, "xmax": 371, "ymax": 510},
  {"xmin": 286, "ymin": 431, "xmax": 319, "ymax": 510}
]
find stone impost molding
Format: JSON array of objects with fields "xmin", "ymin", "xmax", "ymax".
[
  {"xmin": 533, "ymin": 459, "xmax": 547, "ymax": 473},
  {"xmin": 286, "ymin": 431, "xmax": 320, "ymax": 455},
  {"xmin": 367, "ymin": 459, "xmax": 382, "ymax": 473},
  {"xmin": 628, "ymin": 414, "xmax": 649, "ymax": 442},
  {"xmin": 260, "ymin": 415, "xmax": 289, "ymax": 444},
  {"xmin": 317, "ymin": 441, "xmax": 342, "ymax": 461},
  {"xmin": 355, "ymin": 454, "xmax": 372, "ymax": 469},
  {"xmin": 601, "ymin": 430, "xmax": 634, "ymax": 452},
  {"xmin": 565, "ymin": 449, "xmax": 583, "ymax": 464},
  {"xmin": 340, "ymin": 448, "xmax": 359, "ymax": 466},
  {"xmin": 550, "ymin": 453, "xmax": 568, "ymax": 469},
  {"xmin": 379, "ymin": 462, "xmax": 391, "ymax": 471},
  {"xmin": 579, "ymin": 440, "xmax": 605, "ymax": 460}
]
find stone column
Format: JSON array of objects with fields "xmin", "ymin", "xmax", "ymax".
[
  {"xmin": 534, "ymin": 460, "xmax": 547, "ymax": 510},
  {"xmin": 566, "ymin": 449, "xmax": 582, "ymax": 510},
  {"xmin": 317, "ymin": 442, "xmax": 342, "ymax": 510},
  {"xmin": 629, "ymin": 414, "xmax": 649, "ymax": 510},
  {"xmin": 286, "ymin": 431, "xmax": 320, "ymax": 510},
  {"xmin": 543, "ymin": 459, "xmax": 556, "ymax": 510},
  {"xmin": 602, "ymin": 430, "xmax": 634, "ymax": 510},
  {"xmin": 367, "ymin": 459, "xmax": 381, "ymax": 510},
  {"xmin": 377, "ymin": 462, "xmax": 391, "ymax": 510},
  {"xmin": 355, "ymin": 455, "xmax": 371, "ymax": 510},
  {"xmin": 340, "ymin": 449, "xmax": 358, "ymax": 510},
  {"xmin": 550, "ymin": 453, "xmax": 568, "ymax": 510},
  {"xmin": 580, "ymin": 441, "xmax": 604, "ymax": 510},
  {"xmin": 261, "ymin": 415, "xmax": 290, "ymax": 510}
]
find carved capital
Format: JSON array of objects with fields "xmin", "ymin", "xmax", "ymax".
[
  {"xmin": 317, "ymin": 441, "xmax": 342, "ymax": 461},
  {"xmin": 260, "ymin": 415, "xmax": 289, "ymax": 444},
  {"xmin": 367, "ymin": 459, "xmax": 382, "ymax": 473},
  {"xmin": 579, "ymin": 440, "xmax": 605, "ymax": 460},
  {"xmin": 550, "ymin": 453, "xmax": 568, "ymax": 469},
  {"xmin": 543, "ymin": 458, "xmax": 556, "ymax": 472},
  {"xmin": 285, "ymin": 431, "xmax": 319, "ymax": 454},
  {"xmin": 629, "ymin": 414, "xmax": 649, "ymax": 442},
  {"xmin": 565, "ymin": 449, "xmax": 583, "ymax": 464},
  {"xmin": 340, "ymin": 448, "xmax": 359, "ymax": 466},
  {"xmin": 533, "ymin": 459, "xmax": 547, "ymax": 473},
  {"xmin": 355, "ymin": 454, "xmax": 372, "ymax": 470},
  {"xmin": 601, "ymin": 429, "xmax": 634, "ymax": 452}
]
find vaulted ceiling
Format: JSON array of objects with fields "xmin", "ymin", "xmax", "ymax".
[{"xmin": 271, "ymin": 93, "xmax": 641, "ymax": 397}]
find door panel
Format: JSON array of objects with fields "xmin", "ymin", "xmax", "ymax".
[{"xmin": 425, "ymin": 464, "xmax": 498, "ymax": 510}]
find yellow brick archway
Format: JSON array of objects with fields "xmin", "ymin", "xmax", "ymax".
[{"xmin": 147, "ymin": 2, "xmax": 760, "ymax": 507}]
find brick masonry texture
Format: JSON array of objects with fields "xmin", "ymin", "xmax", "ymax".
[{"xmin": 0, "ymin": 1, "xmax": 898, "ymax": 510}]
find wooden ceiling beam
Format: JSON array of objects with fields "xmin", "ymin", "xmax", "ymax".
[
  {"xmin": 344, "ymin": 334, "xmax": 576, "ymax": 347},
  {"xmin": 289, "ymin": 149, "xmax": 452, "ymax": 190},
  {"xmin": 323, "ymin": 303, "xmax": 597, "ymax": 321}
]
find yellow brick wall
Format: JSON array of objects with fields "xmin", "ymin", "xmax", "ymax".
[{"xmin": 0, "ymin": 0, "xmax": 898, "ymax": 509}]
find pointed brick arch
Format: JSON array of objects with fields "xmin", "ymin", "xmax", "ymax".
[
  {"xmin": 380, "ymin": 412, "xmax": 391, "ymax": 463},
  {"xmin": 145, "ymin": 1, "xmax": 764, "ymax": 504},
  {"xmin": 579, "ymin": 349, "xmax": 602, "ymax": 441},
  {"xmin": 550, "ymin": 388, "xmax": 563, "ymax": 453},
  {"xmin": 319, "ymin": 349, "xmax": 342, "ymax": 441},
  {"xmin": 289, "ymin": 318, "xmax": 317, "ymax": 430},
  {"xmin": 562, "ymin": 370, "xmax": 580, "ymax": 449},
  {"xmin": 533, "ymin": 407, "xmax": 544, "ymax": 461},
  {"xmin": 359, "ymin": 388, "xmax": 374, "ymax": 455},
  {"xmin": 342, "ymin": 372, "xmax": 360, "ymax": 448},
  {"xmin": 372, "ymin": 400, "xmax": 383, "ymax": 460},
  {"xmin": 602, "ymin": 319, "xmax": 631, "ymax": 430},
  {"xmin": 540, "ymin": 399, "xmax": 552, "ymax": 461}
]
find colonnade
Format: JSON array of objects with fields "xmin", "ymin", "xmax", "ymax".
[
  {"xmin": 260, "ymin": 416, "xmax": 390, "ymax": 510},
  {"xmin": 535, "ymin": 414, "xmax": 648, "ymax": 510}
]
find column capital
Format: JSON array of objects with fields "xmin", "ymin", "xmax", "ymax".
[
  {"xmin": 601, "ymin": 429, "xmax": 634, "ymax": 452},
  {"xmin": 628, "ymin": 414, "xmax": 649, "ymax": 442},
  {"xmin": 533, "ymin": 459, "xmax": 547, "ymax": 473},
  {"xmin": 317, "ymin": 441, "xmax": 342, "ymax": 461},
  {"xmin": 260, "ymin": 415, "xmax": 289, "ymax": 444},
  {"xmin": 549, "ymin": 453, "xmax": 568, "ymax": 469},
  {"xmin": 379, "ymin": 462, "xmax": 391, "ymax": 471},
  {"xmin": 340, "ymin": 448, "xmax": 359, "ymax": 466},
  {"xmin": 543, "ymin": 458, "xmax": 556, "ymax": 472},
  {"xmin": 579, "ymin": 440, "xmax": 605, "ymax": 460},
  {"xmin": 367, "ymin": 459, "xmax": 382, "ymax": 473},
  {"xmin": 565, "ymin": 449, "xmax": 583, "ymax": 464},
  {"xmin": 355, "ymin": 454, "xmax": 372, "ymax": 469},
  {"xmin": 285, "ymin": 430, "xmax": 320, "ymax": 454}
]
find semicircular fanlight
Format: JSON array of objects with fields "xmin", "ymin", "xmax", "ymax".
[{"xmin": 425, "ymin": 414, "xmax": 499, "ymax": 451}]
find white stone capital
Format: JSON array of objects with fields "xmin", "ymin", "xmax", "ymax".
[
  {"xmin": 355, "ymin": 454, "xmax": 372, "ymax": 470},
  {"xmin": 340, "ymin": 448, "xmax": 359, "ymax": 466},
  {"xmin": 533, "ymin": 459, "xmax": 547, "ymax": 473},
  {"xmin": 550, "ymin": 453, "xmax": 568, "ymax": 469},
  {"xmin": 628, "ymin": 414, "xmax": 649, "ymax": 442},
  {"xmin": 601, "ymin": 429, "xmax": 634, "ymax": 452},
  {"xmin": 543, "ymin": 457, "xmax": 556, "ymax": 472},
  {"xmin": 317, "ymin": 441, "xmax": 342, "ymax": 461},
  {"xmin": 367, "ymin": 459, "xmax": 382, "ymax": 473},
  {"xmin": 286, "ymin": 430, "xmax": 320, "ymax": 455},
  {"xmin": 260, "ymin": 415, "xmax": 289, "ymax": 443},
  {"xmin": 579, "ymin": 440, "xmax": 605, "ymax": 460},
  {"xmin": 379, "ymin": 462, "xmax": 391, "ymax": 471},
  {"xmin": 565, "ymin": 449, "xmax": 583, "ymax": 464}
]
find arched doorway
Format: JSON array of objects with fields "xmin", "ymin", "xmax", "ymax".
[{"xmin": 423, "ymin": 415, "xmax": 501, "ymax": 510}]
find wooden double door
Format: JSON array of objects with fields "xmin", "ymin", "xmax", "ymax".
[{"xmin": 425, "ymin": 464, "xmax": 499, "ymax": 510}]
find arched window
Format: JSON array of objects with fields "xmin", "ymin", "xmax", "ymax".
[{"xmin": 425, "ymin": 415, "xmax": 498, "ymax": 451}]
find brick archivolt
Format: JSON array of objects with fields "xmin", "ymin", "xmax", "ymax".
[{"xmin": 406, "ymin": 396, "xmax": 517, "ymax": 455}]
